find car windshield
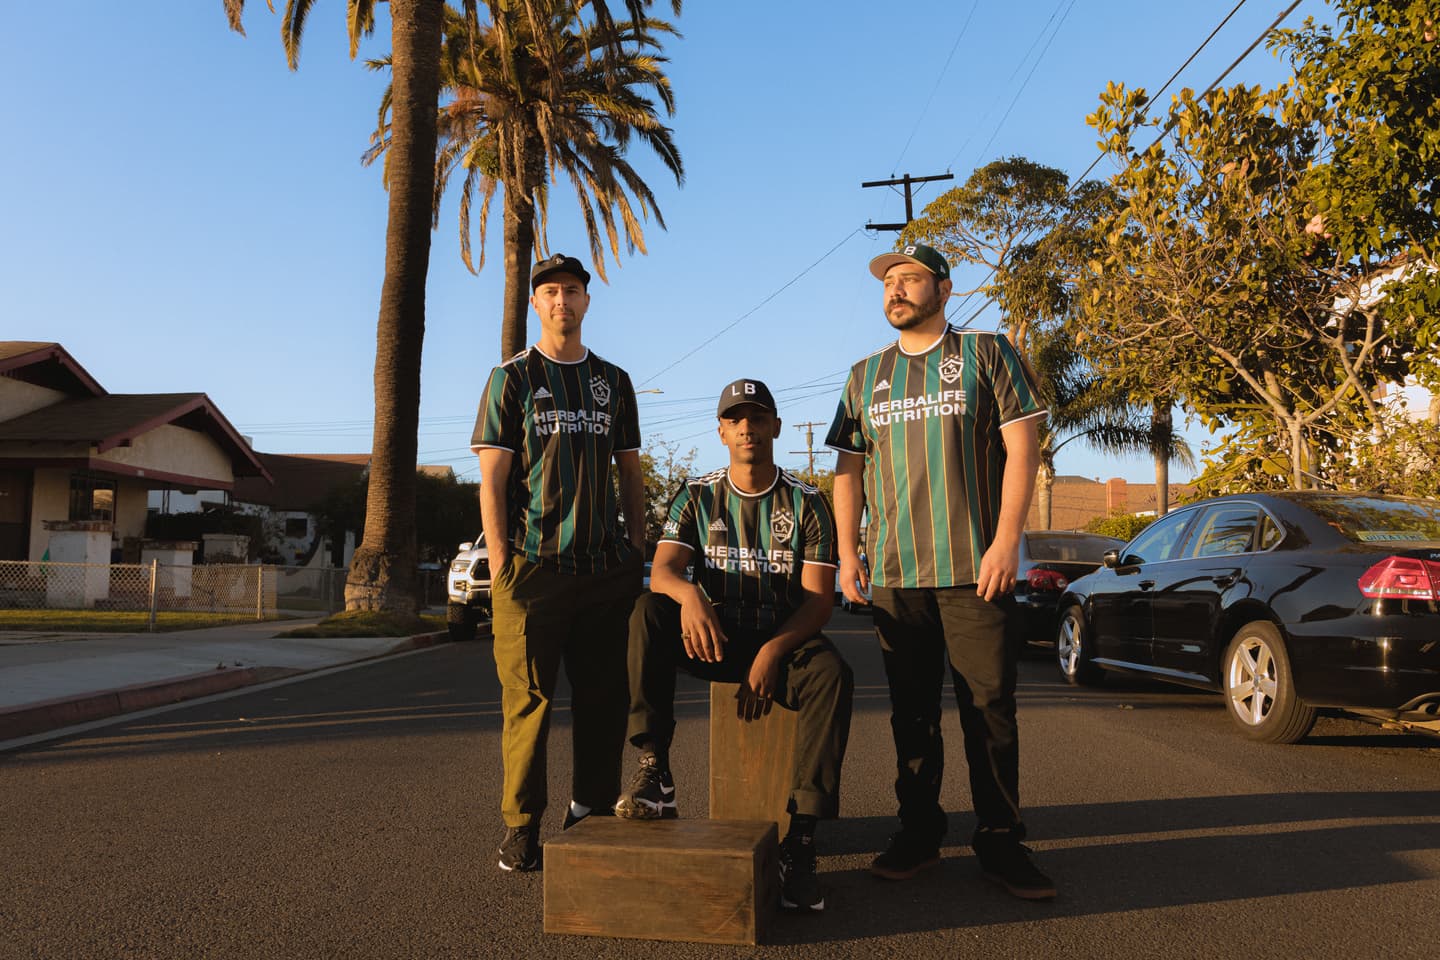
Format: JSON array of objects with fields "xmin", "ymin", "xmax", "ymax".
[
  {"xmin": 1027, "ymin": 533, "xmax": 1122, "ymax": 562},
  {"xmin": 1303, "ymin": 496, "xmax": 1440, "ymax": 544}
]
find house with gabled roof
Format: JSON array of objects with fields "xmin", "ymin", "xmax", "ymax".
[{"xmin": 0, "ymin": 341, "xmax": 269, "ymax": 562}]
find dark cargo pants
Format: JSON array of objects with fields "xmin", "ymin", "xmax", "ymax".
[
  {"xmin": 871, "ymin": 585, "xmax": 1024, "ymax": 842},
  {"xmin": 626, "ymin": 591, "xmax": 854, "ymax": 818}
]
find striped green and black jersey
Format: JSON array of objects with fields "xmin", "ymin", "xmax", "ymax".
[
  {"xmin": 825, "ymin": 326, "xmax": 1046, "ymax": 589},
  {"xmin": 659, "ymin": 467, "xmax": 837, "ymax": 632},
  {"xmin": 471, "ymin": 346, "xmax": 641, "ymax": 575}
]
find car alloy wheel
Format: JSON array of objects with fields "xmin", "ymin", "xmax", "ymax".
[
  {"xmin": 1223, "ymin": 621, "xmax": 1316, "ymax": 743},
  {"xmin": 1056, "ymin": 605, "xmax": 1102, "ymax": 686}
]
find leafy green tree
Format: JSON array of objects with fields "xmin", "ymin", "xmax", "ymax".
[
  {"xmin": 1083, "ymin": 512, "xmax": 1155, "ymax": 541},
  {"xmin": 1079, "ymin": 78, "xmax": 1432, "ymax": 491},
  {"xmin": 366, "ymin": 1, "xmax": 683, "ymax": 359},
  {"xmin": 903, "ymin": 161, "xmax": 1190, "ymax": 522},
  {"xmin": 900, "ymin": 157, "xmax": 1071, "ymax": 353},
  {"xmin": 637, "ymin": 436, "xmax": 697, "ymax": 548},
  {"xmin": 311, "ymin": 469, "xmax": 482, "ymax": 563},
  {"xmin": 1346, "ymin": 417, "xmax": 1440, "ymax": 498}
]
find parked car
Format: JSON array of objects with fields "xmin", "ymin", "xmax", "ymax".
[
  {"xmin": 446, "ymin": 533, "xmax": 491, "ymax": 642},
  {"xmin": 1054, "ymin": 492, "xmax": 1440, "ymax": 742},
  {"xmin": 1012, "ymin": 530, "xmax": 1126, "ymax": 647}
]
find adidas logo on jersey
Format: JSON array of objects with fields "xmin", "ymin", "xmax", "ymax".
[
  {"xmin": 873, "ymin": 378, "xmax": 890, "ymax": 391},
  {"xmin": 534, "ymin": 386, "xmax": 552, "ymax": 399},
  {"xmin": 708, "ymin": 519, "xmax": 728, "ymax": 532}
]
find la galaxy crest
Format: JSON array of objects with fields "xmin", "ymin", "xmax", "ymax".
[
  {"xmin": 589, "ymin": 375, "xmax": 611, "ymax": 405},
  {"xmin": 770, "ymin": 510, "xmax": 795, "ymax": 542},
  {"xmin": 938, "ymin": 354, "xmax": 964, "ymax": 385}
]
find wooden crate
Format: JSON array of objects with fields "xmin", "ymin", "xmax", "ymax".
[
  {"xmin": 544, "ymin": 818, "xmax": 777, "ymax": 944},
  {"xmin": 708, "ymin": 681, "xmax": 798, "ymax": 828}
]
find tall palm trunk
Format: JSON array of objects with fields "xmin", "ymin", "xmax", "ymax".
[
  {"xmin": 500, "ymin": 189, "xmax": 537, "ymax": 359},
  {"xmin": 1151, "ymin": 399, "xmax": 1171, "ymax": 516},
  {"xmin": 345, "ymin": 0, "xmax": 445, "ymax": 612},
  {"xmin": 1036, "ymin": 461, "xmax": 1055, "ymax": 529}
]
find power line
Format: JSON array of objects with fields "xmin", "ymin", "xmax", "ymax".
[
  {"xmin": 637, "ymin": 228, "xmax": 862, "ymax": 386},
  {"xmin": 892, "ymin": 0, "xmax": 981, "ymax": 173},
  {"xmin": 945, "ymin": 0, "xmax": 1297, "ymax": 330}
]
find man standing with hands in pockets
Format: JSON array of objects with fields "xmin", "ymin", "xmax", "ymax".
[
  {"xmin": 826, "ymin": 243, "xmax": 1055, "ymax": 899},
  {"xmin": 472, "ymin": 253, "xmax": 646, "ymax": 873}
]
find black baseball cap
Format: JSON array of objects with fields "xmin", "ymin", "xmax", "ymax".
[
  {"xmin": 530, "ymin": 253, "xmax": 591, "ymax": 290},
  {"xmin": 868, "ymin": 243, "xmax": 951, "ymax": 281},
  {"xmin": 716, "ymin": 378, "xmax": 778, "ymax": 418}
]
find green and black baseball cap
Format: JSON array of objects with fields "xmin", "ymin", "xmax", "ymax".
[
  {"xmin": 868, "ymin": 243, "xmax": 951, "ymax": 281},
  {"xmin": 530, "ymin": 253, "xmax": 591, "ymax": 290}
]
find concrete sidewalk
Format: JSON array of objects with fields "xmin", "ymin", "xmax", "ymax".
[{"xmin": 0, "ymin": 618, "xmax": 464, "ymax": 742}]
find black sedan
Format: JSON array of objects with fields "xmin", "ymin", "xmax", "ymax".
[
  {"xmin": 1055, "ymin": 492, "xmax": 1440, "ymax": 742},
  {"xmin": 1012, "ymin": 531, "xmax": 1125, "ymax": 647}
]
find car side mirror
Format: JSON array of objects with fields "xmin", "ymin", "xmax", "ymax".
[
  {"xmin": 1102, "ymin": 549, "xmax": 1120, "ymax": 569},
  {"xmin": 458, "ymin": 542, "xmax": 473, "ymax": 552}
]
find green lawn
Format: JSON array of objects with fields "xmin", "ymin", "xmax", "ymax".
[{"xmin": 0, "ymin": 610, "xmax": 288, "ymax": 633}]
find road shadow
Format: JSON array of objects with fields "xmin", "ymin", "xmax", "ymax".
[{"xmin": 773, "ymin": 798, "xmax": 1440, "ymax": 943}]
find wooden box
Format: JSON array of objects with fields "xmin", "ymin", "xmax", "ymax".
[
  {"xmin": 544, "ymin": 818, "xmax": 777, "ymax": 944},
  {"xmin": 708, "ymin": 681, "xmax": 798, "ymax": 828}
]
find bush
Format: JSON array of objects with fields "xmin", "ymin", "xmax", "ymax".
[{"xmin": 1084, "ymin": 512, "xmax": 1155, "ymax": 541}]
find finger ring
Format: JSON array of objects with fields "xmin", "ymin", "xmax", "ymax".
[{"xmin": 681, "ymin": 632, "xmax": 691, "ymax": 640}]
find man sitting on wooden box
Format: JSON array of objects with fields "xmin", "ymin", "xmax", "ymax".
[{"xmin": 615, "ymin": 377, "xmax": 854, "ymax": 913}]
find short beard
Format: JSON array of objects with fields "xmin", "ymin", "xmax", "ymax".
[{"xmin": 885, "ymin": 289, "xmax": 944, "ymax": 331}]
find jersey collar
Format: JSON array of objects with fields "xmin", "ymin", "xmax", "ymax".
[
  {"xmin": 726, "ymin": 466, "xmax": 780, "ymax": 499},
  {"xmin": 533, "ymin": 344, "xmax": 590, "ymax": 365},
  {"xmin": 896, "ymin": 324, "xmax": 954, "ymax": 357}
]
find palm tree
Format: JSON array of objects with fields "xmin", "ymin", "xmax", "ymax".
[
  {"xmin": 226, "ymin": 0, "xmax": 446, "ymax": 613},
  {"xmin": 1030, "ymin": 324, "xmax": 1194, "ymax": 529},
  {"xmin": 223, "ymin": 0, "xmax": 669, "ymax": 613},
  {"xmin": 366, "ymin": 1, "xmax": 683, "ymax": 358}
]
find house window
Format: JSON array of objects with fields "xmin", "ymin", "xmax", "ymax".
[
  {"xmin": 69, "ymin": 474, "xmax": 117, "ymax": 523},
  {"xmin": 285, "ymin": 517, "xmax": 309, "ymax": 538}
]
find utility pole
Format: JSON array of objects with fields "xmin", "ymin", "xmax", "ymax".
[
  {"xmin": 790, "ymin": 421, "xmax": 831, "ymax": 477},
  {"xmin": 862, "ymin": 172, "xmax": 954, "ymax": 231}
]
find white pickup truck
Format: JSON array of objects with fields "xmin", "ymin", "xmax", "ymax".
[{"xmin": 446, "ymin": 533, "xmax": 491, "ymax": 641}]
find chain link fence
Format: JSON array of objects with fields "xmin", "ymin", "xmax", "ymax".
[{"xmin": 0, "ymin": 560, "xmax": 350, "ymax": 624}]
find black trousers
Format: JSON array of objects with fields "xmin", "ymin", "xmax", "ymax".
[
  {"xmin": 626, "ymin": 591, "xmax": 854, "ymax": 818},
  {"xmin": 871, "ymin": 585, "xmax": 1023, "ymax": 842}
]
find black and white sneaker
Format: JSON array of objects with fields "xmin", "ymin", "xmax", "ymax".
[
  {"xmin": 613, "ymin": 753, "xmax": 678, "ymax": 820},
  {"xmin": 497, "ymin": 825, "xmax": 541, "ymax": 872},
  {"xmin": 562, "ymin": 803, "xmax": 613, "ymax": 830},
  {"xmin": 779, "ymin": 835, "xmax": 824, "ymax": 912},
  {"xmin": 973, "ymin": 828, "xmax": 1056, "ymax": 900}
]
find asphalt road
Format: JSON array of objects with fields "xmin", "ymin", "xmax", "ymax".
[{"xmin": 4, "ymin": 610, "xmax": 1440, "ymax": 959}]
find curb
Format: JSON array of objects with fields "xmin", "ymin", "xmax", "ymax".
[{"xmin": 0, "ymin": 628, "xmax": 465, "ymax": 743}]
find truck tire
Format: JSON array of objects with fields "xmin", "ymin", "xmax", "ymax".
[{"xmin": 447, "ymin": 602, "xmax": 477, "ymax": 643}]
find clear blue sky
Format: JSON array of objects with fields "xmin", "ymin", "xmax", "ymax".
[{"xmin": 2, "ymin": 1, "xmax": 1317, "ymax": 486}]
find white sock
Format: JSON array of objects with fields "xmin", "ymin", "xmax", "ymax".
[{"xmin": 569, "ymin": 801, "xmax": 591, "ymax": 819}]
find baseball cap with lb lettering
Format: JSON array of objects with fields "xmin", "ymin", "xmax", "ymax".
[
  {"xmin": 716, "ymin": 378, "xmax": 777, "ymax": 418},
  {"xmin": 868, "ymin": 243, "xmax": 951, "ymax": 281}
]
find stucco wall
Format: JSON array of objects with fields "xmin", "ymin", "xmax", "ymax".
[
  {"xmin": 98, "ymin": 424, "xmax": 234, "ymax": 485},
  {"xmin": 116, "ymin": 481, "xmax": 148, "ymax": 542},
  {"xmin": 27, "ymin": 469, "xmax": 69, "ymax": 561},
  {"xmin": 0, "ymin": 379, "xmax": 68, "ymax": 423}
]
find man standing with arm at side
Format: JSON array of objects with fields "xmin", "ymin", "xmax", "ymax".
[
  {"xmin": 472, "ymin": 253, "xmax": 646, "ymax": 873},
  {"xmin": 825, "ymin": 243, "xmax": 1054, "ymax": 900}
]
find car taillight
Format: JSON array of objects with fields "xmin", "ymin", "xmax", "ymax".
[
  {"xmin": 1357, "ymin": 556, "xmax": 1440, "ymax": 600},
  {"xmin": 1026, "ymin": 568, "xmax": 1068, "ymax": 592}
]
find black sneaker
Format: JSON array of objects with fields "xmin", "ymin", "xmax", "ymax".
[
  {"xmin": 613, "ymin": 753, "xmax": 678, "ymax": 820},
  {"xmin": 973, "ymin": 830, "xmax": 1055, "ymax": 900},
  {"xmin": 779, "ymin": 835, "xmax": 824, "ymax": 912},
  {"xmin": 869, "ymin": 831, "xmax": 941, "ymax": 881},
  {"xmin": 497, "ymin": 825, "xmax": 541, "ymax": 872}
]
